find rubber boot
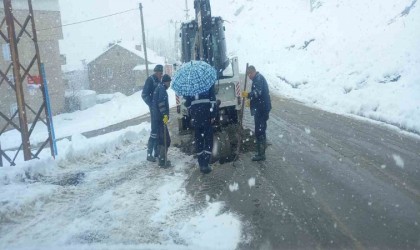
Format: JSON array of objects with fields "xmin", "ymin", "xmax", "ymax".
[
  {"xmin": 199, "ymin": 151, "xmax": 212, "ymax": 174},
  {"xmin": 260, "ymin": 137, "xmax": 266, "ymax": 161},
  {"xmin": 252, "ymin": 138, "xmax": 266, "ymax": 161},
  {"xmin": 153, "ymin": 141, "xmax": 159, "ymax": 158},
  {"xmin": 146, "ymin": 137, "xmax": 156, "ymax": 162},
  {"xmin": 200, "ymin": 165, "xmax": 212, "ymax": 174},
  {"xmin": 158, "ymin": 146, "xmax": 171, "ymax": 168}
]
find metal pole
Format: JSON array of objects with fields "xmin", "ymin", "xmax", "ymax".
[
  {"xmin": 40, "ymin": 63, "xmax": 57, "ymax": 157},
  {"xmin": 0, "ymin": 142, "xmax": 3, "ymax": 167},
  {"xmin": 240, "ymin": 63, "xmax": 249, "ymax": 128},
  {"xmin": 139, "ymin": 3, "xmax": 149, "ymax": 77},
  {"xmin": 173, "ymin": 21, "xmax": 180, "ymax": 61},
  {"xmin": 234, "ymin": 63, "xmax": 249, "ymax": 161},
  {"xmin": 185, "ymin": 0, "xmax": 190, "ymax": 20},
  {"xmin": 4, "ymin": 0, "xmax": 32, "ymax": 161},
  {"xmin": 28, "ymin": 0, "xmax": 55, "ymax": 158}
]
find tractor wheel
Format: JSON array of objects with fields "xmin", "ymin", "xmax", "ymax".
[{"xmin": 212, "ymin": 130, "xmax": 232, "ymax": 164}]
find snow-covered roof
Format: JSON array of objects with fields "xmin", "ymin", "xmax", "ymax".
[
  {"xmin": 133, "ymin": 63, "xmax": 159, "ymax": 71},
  {"xmin": 88, "ymin": 41, "xmax": 165, "ymax": 67},
  {"xmin": 117, "ymin": 41, "xmax": 165, "ymax": 65}
]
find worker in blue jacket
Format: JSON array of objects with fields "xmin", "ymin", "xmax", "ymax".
[
  {"xmin": 184, "ymin": 85, "xmax": 217, "ymax": 174},
  {"xmin": 152, "ymin": 74, "xmax": 172, "ymax": 168},
  {"xmin": 142, "ymin": 64, "xmax": 163, "ymax": 162},
  {"xmin": 242, "ymin": 65, "xmax": 271, "ymax": 161}
]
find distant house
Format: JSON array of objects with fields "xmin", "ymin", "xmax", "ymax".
[{"xmin": 87, "ymin": 41, "xmax": 165, "ymax": 95}]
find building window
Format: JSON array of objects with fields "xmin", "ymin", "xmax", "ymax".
[{"xmin": 107, "ymin": 68, "xmax": 113, "ymax": 79}]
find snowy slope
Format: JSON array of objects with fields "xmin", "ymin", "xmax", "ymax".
[{"xmin": 214, "ymin": 0, "xmax": 420, "ymax": 133}]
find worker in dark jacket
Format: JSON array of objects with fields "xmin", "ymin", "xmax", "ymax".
[
  {"xmin": 152, "ymin": 74, "xmax": 172, "ymax": 168},
  {"xmin": 184, "ymin": 85, "xmax": 217, "ymax": 174},
  {"xmin": 142, "ymin": 64, "xmax": 163, "ymax": 162},
  {"xmin": 242, "ymin": 65, "xmax": 271, "ymax": 161}
]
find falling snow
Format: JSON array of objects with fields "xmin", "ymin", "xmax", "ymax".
[
  {"xmin": 248, "ymin": 177, "xmax": 255, "ymax": 188},
  {"xmin": 229, "ymin": 182, "xmax": 239, "ymax": 192},
  {"xmin": 392, "ymin": 154, "xmax": 405, "ymax": 168}
]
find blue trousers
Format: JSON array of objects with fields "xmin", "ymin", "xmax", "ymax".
[
  {"xmin": 147, "ymin": 107, "xmax": 158, "ymax": 157},
  {"xmin": 254, "ymin": 111, "xmax": 269, "ymax": 140},
  {"xmin": 195, "ymin": 124, "xmax": 213, "ymax": 167}
]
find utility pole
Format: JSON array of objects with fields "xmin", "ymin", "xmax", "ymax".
[
  {"xmin": 4, "ymin": 0, "xmax": 31, "ymax": 160},
  {"xmin": 170, "ymin": 20, "xmax": 181, "ymax": 61},
  {"xmin": 28, "ymin": 0, "xmax": 55, "ymax": 156},
  {"xmin": 310, "ymin": 0, "xmax": 321, "ymax": 12},
  {"xmin": 185, "ymin": 0, "xmax": 190, "ymax": 21},
  {"xmin": 139, "ymin": 3, "xmax": 149, "ymax": 77},
  {"xmin": 0, "ymin": 0, "xmax": 55, "ymax": 166}
]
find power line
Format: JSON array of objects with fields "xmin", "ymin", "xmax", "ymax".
[{"xmin": 38, "ymin": 8, "xmax": 137, "ymax": 31}]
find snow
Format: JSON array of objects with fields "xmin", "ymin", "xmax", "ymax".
[
  {"xmin": 0, "ymin": 90, "xmax": 175, "ymax": 151},
  {"xmin": 60, "ymin": 0, "xmax": 420, "ymax": 133},
  {"xmin": 64, "ymin": 89, "xmax": 96, "ymax": 98},
  {"xmin": 58, "ymin": 0, "xmax": 420, "ymax": 134},
  {"xmin": 117, "ymin": 41, "xmax": 165, "ymax": 65},
  {"xmin": 1, "ymin": 0, "xmax": 419, "ymax": 248},
  {"xmin": 392, "ymin": 154, "xmax": 405, "ymax": 168},
  {"xmin": 1, "ymin": 88, "xmax": 242, "ymax": 248},
  {"xmin": 248, "ymin": 178, "xmax": 255, "ymax": 188},
  {"xmin": 215, "ymin": 0, "xmax": 420, "ymax": 134},
  {"xmin": 0, "ymin": 98, "xmax": 241, "ymax": 249},
  {"xmin": 229, "ymin": 182, "xmax": 239, "ymax": 192},
  {"xmin": 89, "ymin": 41, "xmax": 165, "ymax": 67}
]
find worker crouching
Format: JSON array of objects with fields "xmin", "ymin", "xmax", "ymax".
[{"xmin": 185, "ymin": 85, "xmax": 217, "ymax": 174}]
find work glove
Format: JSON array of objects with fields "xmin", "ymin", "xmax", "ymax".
[
  {"xmin": 241, "ymin": 91, "xmax": 249, "ymax": 98},
  {"xmin": 163, "ymin": 115, "xmax": 169, "ymax": 125}
]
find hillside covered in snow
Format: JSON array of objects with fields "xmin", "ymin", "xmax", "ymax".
[{"xmin": 215, "ymin": 0, "xmax": 419, "ymax": 133}]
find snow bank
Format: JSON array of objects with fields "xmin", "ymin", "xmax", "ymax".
[
  {"xmin": 0, "ymin": 157, "xmax": 56, "ymax": 185},
  {"xmin": 1, "ymin": 89, "xmax": 177, "ymax": 150},
  {"xmin": 59, "ymin": 123, "xmax": 150, "ymax": 163},
  {"xmin": 0, "ymin": 157, "xmax": 58, "ymax": 224},
  {"xmin": 0, "ymin": 122, "xmax": 242, "ymax": 249},
  {"xmin": 0, "ymin": 125, "xmax": 149, "ymax": 222}
]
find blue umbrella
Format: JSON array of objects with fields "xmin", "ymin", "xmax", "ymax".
[{"xmin": 171, "ymin": 60, "xmax": 217, "ymax": 96}]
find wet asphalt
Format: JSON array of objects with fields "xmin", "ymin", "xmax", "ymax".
[
  {"xmin": 54, "ymin": 95, "xmax": 420, "ymax": 249},
  {"xmin": 185, "ymin": 96, "xmax": 420, "ymax": 250}
]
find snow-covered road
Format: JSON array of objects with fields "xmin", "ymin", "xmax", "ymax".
[{"xmin": 0, "ymin": 125, "xmax": 242, "ymax": 250}]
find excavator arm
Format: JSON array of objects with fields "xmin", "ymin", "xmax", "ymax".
[{"xmin": 180, "ymin": 0, "xmax": 228, "ymax": 78}]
